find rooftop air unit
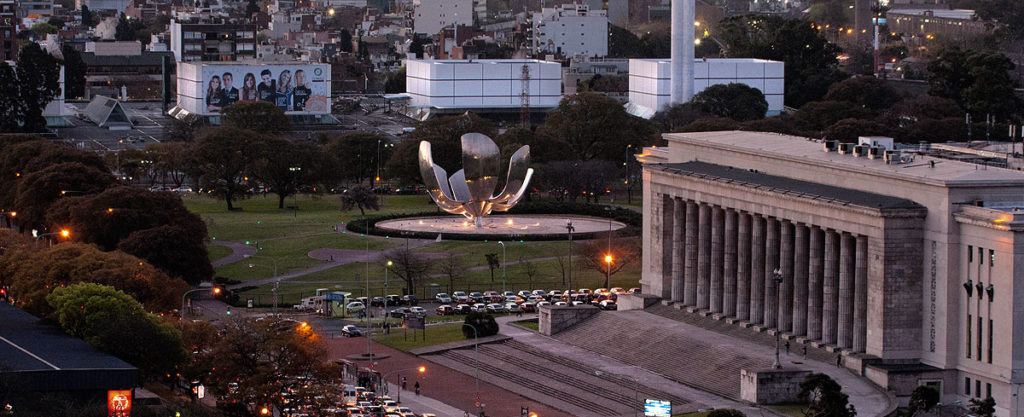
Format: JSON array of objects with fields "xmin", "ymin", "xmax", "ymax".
[
  {"xmin": 823, "ymin": 140, "xmax": 839, "ymax": 152},
  {"xmin": 884, "ymin": 150, "xmax": 902, "ymax": 164},
  {"xmin": 868, "ymin": 146, "xmax": 884, "ymax": 159},
  {"xmin": 853, "ymin": 144, "xmax": 869, "ymax": 157},
  {"xmin": 839, "ymin": 143, "xmax": 856, "ymax": 154}
]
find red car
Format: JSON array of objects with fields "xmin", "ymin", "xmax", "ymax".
[{"xmin": 435, "ymin": 305, "xmax": 454, "ymax": 316}]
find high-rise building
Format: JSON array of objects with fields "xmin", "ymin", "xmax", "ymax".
[
  {"xmin": 0, "ymin": 0, "xmax": 15, "ymax": 61},
  {"xmin": 532, "ymin": 4, "xmax": 608, "ymax": 58},
  {"xmin": 169, "ymin": 20, "xmax": 259, "ymax": 62}
]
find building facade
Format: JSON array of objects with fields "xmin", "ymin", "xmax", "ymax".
[
  {"xmin": 532, "ymin": 4, "xmax": 608, "ymax": 58},
  {"xmin": 0, "ymin": 0, "xmax": 15, "ymax": 61},
  {"xmin": 169, "ymin": 20, "xmax": 258, "ymax": 62},
  {"xmin": 413, "ymin": 0, "xmax": 472, "ymax": 36},
  {"xmin": 405, "ymin": 59, "xmax": 561, "ymax": 110},
  {"xmin": 627, "ymin": 58, "xmax": 784, "ymax": 117},
  {"xmin": 640, "ymin": 131, "xmax": 1024, "ymax": 417},
  {"xmin": 888, "ymin": 8, "xmax": 991, "ymax": 40}
]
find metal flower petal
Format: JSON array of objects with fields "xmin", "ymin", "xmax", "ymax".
[{"xmin": 418, "ymin": 133, "xmax": 534, "ymax": 228}]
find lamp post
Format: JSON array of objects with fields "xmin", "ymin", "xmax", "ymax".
[
  {"xmin": 384, "ymin": 260, "xmax": 393, "ymax": 326},
  {"xmin": 462, "ymin": 323, "xmax": 481, "ymax": 416},
  {"xmin": 244, "ymin": 254, "xmax": 279, "ymax": 314},
  {"xmin": 566, "ymin": 221, "xmax": 575, "ymax": 293},
  {"xmin": 180, "ymin": 287, "xmax": 217, "ymax": 330},
  {"xmin": 604, "ymin": 254, "xmax": 613, "ymax": 289},
  {"xmin": 772, "ymin": 268, "xmax": 784, "ymax": 369},
  {"xmin": 380, "ymin": 365, "xmax": 426, "ymax": 404},
  {"xmin": 497, "ymin": 241, "xmax": 506, "ymax": 293},
  {"xmin": 595, "ymin": 370, "xmax": 639, "ymax": 417},
  {"xmin": 34, "ymin": 228, "xmax": 71, "ymax": 247}
]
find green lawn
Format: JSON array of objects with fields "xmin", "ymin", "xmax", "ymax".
[
  {"xmin": 767, "ymin": 404, "xmax": 808, "ymax": 417},
  {"xmin": 513, "ymin": 319, "xmax": 539, "ymax": 331},
  {"xmin": 373, "ymin": 323, "xmax": 469, "ymax": 351},
  {"xmin": 207, "ymin": 244, "xmax": 233, "ymax": 263}
]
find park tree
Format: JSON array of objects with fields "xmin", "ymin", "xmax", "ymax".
[
  {"xmin": 409, "ymin": 35, "xmax": 426, "ymax": 58},
  {"xmin": 195, "ymin": 317, "xmax": 340, "ymax": 416},
  {"xmin": 823, "ymin": 118, "xmax": 892, "ymax": 142},
  {"xmin": 15, "ymin": 43, "xmax": 62, "ymax": 132},
  {"xmin": 220, "ymin": 101, "xmax": 291, "ymax": 134},
  {"xmin": 325, "ymin": 132, "xmax": 392, "ymax": 187},
  {"xmin": 484, "ymin": 253, "xmax": 500, "ymax": 283},
  {"xmin": 13, "ymin": 162, "xmax": 115, "ymax": 231},
  {"xmin": 387, "ymin": 245, "xmax": 430, "ymax": 295},
  {"xmin": 61, "ymin": 45, "xmax": 87, "ymax": 99},
  {"xmin": 0, "ymin": 139, "xmax": 106, "ymax": 212},
  {"xmin": 146, "ymin": 142, "xmax": 190, "ymax": 186},
  {"xmin": 968, "ymin": 397, "xmax": 995, "ymax": 417},
  {"xmin": 340, "ymin": 185, "xmax": 380, "ymax": 217},
  {"xmin": 385, "ymin": 112, "xmax": 496, "ymax": 184},
  {"xmin": 163, "ymin": 112, "xmax": 204, "ymax": 142},
  {"xmin": 906, "ymin": 385, "xmax": 939, "ymax": 417},
  {"xmin": 255, "ymin": 138, "xmax": 332, "ymax": 209},
  {"xmin": 495, "ymin": 126, "xmax": 559, "ymax": 164},
  {"xmin": 928, "ymin": 48, "xmax": 1020, "ymax": 120},
  {"xmin": 384, "ymin": 66, "xmax": 406, "ymax": 94},
  {"xmin": 534, "ymin": 159, "xmax": 616, "ymax": 203},
  {"xmin": 577, "ymin": 234, "xmax": 640, "ymax": 288},
  {"xmin": 519, "ymin": 256, "xmax": 539, "ymax": 289},
  {"xmin": 538, "ymin": 92, "xmax": 656, "ymax": 162},
  {"xmin": 189, "ymin": 127, "xmax": 269, "ymax": 210},
  {"xmin": 0, "ymin": 228, "xmax": 33, "ymax": 253},
  {"xmin": 118, "ymin": 225, "xmax": 214, "ymax": 285},
  {"xmin": 824, "ymin": 76, "xmax": 902, "ymax": 111},
  {"xmin": 463, "ymin": 312, "xmax": 499, "ymax": 338},
  {"xmin": 438, "ymin": 252, "xmax": 465, "ymax": 294},
  {"xmin": 792, "ymin": 101, "xmax": 874, "ymax": 133},
  {"xmin": 1, "ymin": 242, "xmax": 189, "ymax": 316},
  {"xmin": 718, "ymin": 15, "xmax": 844, "ymax": 107},
  {"xmin": 708, "ymin": 409, "xmax": 746, "ymax": 417},
  {"xmin": 0, "ymin": 63, "xmax": 20, "ymax": 132},
  {"xmin": 691, "ymin": 83, "xmax": 768, "ymax": 121},
  {"xmin": 245, "ymin": 0, "xmax": 259, "ymax": 15},
  {"xmin": 678, "ymin": 117, "xmax": 741, "ymax": 132},
  {"xmin": 114, "ymin": 13, "xmax": 143, "ymax": 41},
  {"xmin": 652, "ymin": 103, "xmax": 711, "ymax": 133},
  {"xmin": 800, "ymin": 373, "xmax": 856, "ymax": 417}
]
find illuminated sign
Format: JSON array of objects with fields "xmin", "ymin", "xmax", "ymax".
[
  {"xmin": 199, "ymin": 64, "xmax": 330, "ymax": 115},
  {"xmin": 107, "ymin": 390, "xmax": 132, "ymax": 417},
  {"xmin": 644, "ymin": 399, "xmax": 671, "ymax": 417}
]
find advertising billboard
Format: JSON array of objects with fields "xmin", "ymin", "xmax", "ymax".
[
  {"xmin": 107, "ymin": 390, "xmax": 132, "ymax": 417},
  {"xmin": 644, "ymin": 399, "xmax": 671, "ymax": 417},
  {"xmin": 199, "ymin": 64, "xmax": 330, "ymax": 115}
]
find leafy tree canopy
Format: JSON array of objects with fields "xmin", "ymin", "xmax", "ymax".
[
  {"xmin": 463, "ymin": 312, "xmax": 499, "ymax": 338},
  {"xmin": 800, "ymin": 373, "xmax": 856, "ymax": 417},
  {"xmin": 824, "ymin": 76, "xmax": 901, "ymax": 110},
  {"xmin": 221, "ymin": 101, "xmax": 291, "ymax": 134},
  {"xmin": 538, "ymin": 92, "xmax": 657, "ymax": 162},
  {"xmin": 188, "ymin": 127, "xmax": 270, "ymax": 210},
  {"xmin": 385, "ymin": 112, "xmax": 496, "ymax": 184},
  {"xmin": 691, "ymin": 83, "xmax": 768, "ymax": 121},
  {"xmin": 927, "ymin": 48, "xmax": 1020, "ymax": 120}
]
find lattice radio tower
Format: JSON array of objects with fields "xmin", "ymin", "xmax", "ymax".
[{"xmin": 520, "ymin": 63, "xmax": 531, "ymax": 127}]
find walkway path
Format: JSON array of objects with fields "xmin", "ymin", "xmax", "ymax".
[{"xmin": 209, "ymin": 241, "xmax": 257, "ymax": 267}]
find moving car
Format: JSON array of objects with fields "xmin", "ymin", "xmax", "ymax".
[
  {"xmin": 390, "ymin": 307, "xmax": 410, "ymax": 318},
  {"xmin": 341, "ymin": 325, "xmax": 362, "ymax": 337},
  {"xmin": 346, "ymin": 301, "xmax": 366, "ymax": 313}
]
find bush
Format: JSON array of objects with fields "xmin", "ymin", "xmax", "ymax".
[
  {"xmin": 708, "ymin": 409, "xmax": 746, "ymax": 417},
  {"xmin": 463, "ymin": 312, "xmax": 498, "ymax": 338}
]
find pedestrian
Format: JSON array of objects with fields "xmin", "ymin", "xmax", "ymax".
[
  {"xmin": 785, "ymin": 341, "xmax": 791, "ymax": 355},
  {"xmin": 414, "ymin": 381, "xmax": 421, "ymax": 396},
  {"xmin": 802, "ymin": 345, "xmax": 807, "ymax": 360},
  {"xmin": 401, "ymin": 376, "xmax": 407, "ymax": 391},
  {"xmin": 836, "ymin": 354, "xmax": 842, "ymax": 367}
]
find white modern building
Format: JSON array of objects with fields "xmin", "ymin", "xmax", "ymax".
[
  {"xmin": 627, "ymin": 58, "xmax": 785, "ymax": 117},
  {"xmin": 413, "ymin": 0, "xmax": 472, "ymax": 35},
  {"xmin": 405, "ymin": 59, "xmax": 561, "ymax": 111},
  {"xmin": 533, "ymin": 4, "xmax": 608, "ymax": 58},
  {"xmin": 75, "ymin": 0, "xmax": 129, "ymax": 13}
]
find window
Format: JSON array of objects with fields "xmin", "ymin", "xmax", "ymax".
[
  {"xmin": 976, "ymin": 380, "xmax": 981, "ymax": 398},
  {"xmin": 967, "ymin": 314, "xmax": 972, "ymax": 358},
  {"xmin": 979, "ymin": 247, "xmax": 984, "ymax": 265},
  {"xmin": 986, "ymin": 383, "xmax": 992, "ymax": 399},
  {"xmin": 968, "ymin": 245, "xmax": 973, "ymax": 263},
  {"xmin": 989, "ymin": 250, "xmax": 994, "ymax": 267},
  {"xmin": 965, "ymin": 377, "xmax": 971, "ymax": 395},
  {"xmin": 977, "ymin": 315, "xmax": 983, "ymax": 361},
  {"xmin": 988, "ymin": 319, "xmax": 993, "ymax": 364}
]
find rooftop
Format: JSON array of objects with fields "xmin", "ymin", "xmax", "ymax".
[
  {"xmin": 630, "ymin": 58, "xmax": 782, "ymax": 64},
  {"xmin": 663, "ymin": 131, "xmax": 1024, "ymax": 187},
  {"xmin": 409, "ymin": 59, "xmax": 556, "ymax": 65},
  {"xmin": 888, "ymin": 8, "xmax": 976, "ymax": 20},
  {"xmin": 650, "ymin": 161, "xmax": 925, "ymax": 211}
]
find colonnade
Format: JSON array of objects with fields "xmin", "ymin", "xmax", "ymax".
[{"xmin": 666, "ymin": 198, "xmax": 869, "ymax": 352}]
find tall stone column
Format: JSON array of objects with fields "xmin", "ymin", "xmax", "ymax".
[
  {"xmin": 684, "ymin": 201, "xmax": 699, "ymax": 306},
  {"xmin": 792, "ymin": 223, "xmax": 809, "ymax": 336},
  {"xmin": 837, "ymin": 233, "xmax": 856, "ymax": 349},
  {"xmin": 778, "ymin": 220, "xmax": 794, "ymax": 332},
  {"xmin": 736, "ymin": 212, "xmax": 751, "ymax": 320},
  {"xmin": 807, "ymin": 226, "xmax": 824, "ymax": 340},
  {"xmin": 764, "ymin": 218, "xmax": 779, "ymax": 328},
  {"xmin": 697, "ymin": 203, "xmax": 712, "ymax": 310},
  {"xmin": 723, "ymin": 209, "xmax": 738, "ymax": 317},
  {"xmin": 671, "ymin": 199, "xmax": 685, "ymax": 302},
  {"xmin": 750, "ymin": 215, "xmax": 765, "ymax": 324},
  {"xmin": 853, "ymin": 235, "xmax": 868, "ymax": 352},
  {"xmin": 822, "ymin": 230, "xmax": 840, "ymax": 344},
  {"xmin": 710, "ymin": 206, "xmax": 725, "ymax": 313}
]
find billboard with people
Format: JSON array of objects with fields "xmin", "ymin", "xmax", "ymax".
[{"xmin": 199, "ymin": 64, "xmax": 330, "ymax": 115}]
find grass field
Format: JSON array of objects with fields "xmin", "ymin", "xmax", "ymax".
[
  {"xmin": 767, "ymin": 404, "xmax": 807, "ymax": 417},
  {"xmin": 373, "ymin": 323, "xmax": 468, "ymax": 351},
  {"xmin": 207, "ymin": 244, "xmax": 233, "ymax": 263},
  {"xmin": 513, "ymin": 319, "xmax": 539, "ymax": 331}
]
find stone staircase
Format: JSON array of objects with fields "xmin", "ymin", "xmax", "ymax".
[{"xmin": 551, "ymin": 310, "xmax": 773, "ymax": 399}]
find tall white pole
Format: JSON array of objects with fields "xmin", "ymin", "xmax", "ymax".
[{"xmin": 670, "ymin": 0, "xmax": 694, "ymax": 105}]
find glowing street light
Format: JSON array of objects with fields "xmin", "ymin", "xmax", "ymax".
[{"xmin": 604, "ymin": 254, "xmax": 613, "ymax": 289}]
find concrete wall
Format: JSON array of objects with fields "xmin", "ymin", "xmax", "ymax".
[
  {"xmin": 406, "ymin": 59, "xmax": 562, "ymax": 109},
  {"xmin": 628, "ymin": 58, "xmax": 784, "ymax": 115},
  {"xmin": 617, "ymin": 294, "xmax": 661, "ymax": 310},
  {"xmin": 740, "ymin": 368, "xmax": 812, "ymax": 404},
  {"xmin": 539, "ymin": 305, "xmax": 600, "ymax": 336}
]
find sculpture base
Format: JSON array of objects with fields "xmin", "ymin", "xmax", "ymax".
[{"xmin": 375, "ymin": 215, "xmax": 627, "ymax": 239}]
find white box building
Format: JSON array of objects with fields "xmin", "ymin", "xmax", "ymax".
[
  {"xmin": 406, "ymin": 59, "xmax": 562, "ymax": 110},
  {"xmin": 533, "ymin": 4, "xmax": 608, "ymax": 58},
  {"xmin": 413, "ymin": 0, "xmax": 473, "ymax": 35},
  {"xmin": 628, "ymin": 58, "xmax": 784, "ymax": 117}
]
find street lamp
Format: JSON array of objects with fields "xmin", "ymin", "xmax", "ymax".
[
  {"xmin": 244, "ymin": 254, "xmax": 279, "ymax": 314},
  {"xmin": 180, "ymin": 287, "xmax": 219, "ymax": 330},
  {"xmin": 595, "ymin": 370, "xmax": 639, "ymax": 417},
  {"xmin": 566, "ymin": 221, "xmax": 575, "ymax": 293},
  {"xmin": 35, "ymin": 228, "xmax": 71, "ymax": 246},
  {"xmin": 380, "ymin": 365, "xmax": 426, "ymax": 404},
  {"xmin": 497, "ymin": 241, "xmax": 506, "ymax": 293},
  {"xmin": 604, "ymin": 254, "xmax": 613, "ymax": 289},
  {"xmin": 462, "ymin": 323, "xmax": 482, "ymax": 416},
  {"xmin": 384, "ymin": 259, "xmax": 393, "ymax": 326},
  {"xmin": 772, "ymin": 268, "xmax": 784, "ymax": 369}
]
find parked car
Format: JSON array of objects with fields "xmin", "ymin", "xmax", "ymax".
[
  {"xmin": 346, "ymin": 301, "xmax": 366, "ymax": 313},
  {"xmin": 504, "ymin": 295, "xmax": 519, "ymax": 304},
  {"xmin": 409, "ymin": 306, "xmax": 427, "ymax": 315},
  {"xmin": 554, "ymin": 301, "xmax": 568, "ymax": 306},
  {"xmin": 455, "ymin": 304, "xmax": 472, "ymax": 314},
  {"xmin": 628, "ymin": 287, "xmax": 641, "ymax": 294},
  {"xmin": 520, "ymin": 302, "xmax": 536, "ymax": 313},
  {"xmin": 435, "ymin": 293, "xmax": 452, "ymax": 304},
  {"xmin": 610, "ymin": 287, "xmax": 626, "ymax": 295},
  {"xmin": 532, "ymin": 289, "xmax": 549, "ymax": 300},
  {"xmin": 505, "ymin": 303, "xmax": 521, "ymax": 313},
  {"xmin": 436, "ymin": 304, "xmax": 454, "ymax": 315},
  {"xmin": 341, "ymin": 325, "xmax": 362, "ymax": 337},
  {"xmin": 486, "ymin": 303, "xmax": 505, "ymax": 313},
  {"xmin": 386, "ymin": 294, "xmax": 400, "ymax": 305},
  {"xmin": 537, "ymin": 301, "xmax": 551, "ymax": 308},
  {"xmin": 390, "ymin": 307, "xmax": 410, "ymax": 318},
  {"xmin": 600, "ymin": 300, "xmax": 617, "ymax": 310},
  {"xmin": 471, "ymin": 303, "xmax": 487, "ymax": 313},
  {"xmin": 400, "ymin": 295, "xmax": 418, "ymax": 306},
  {"xmin": 469, "ymin": 292, "xmax": 485, "ymax": 303},
  {"xmin": 452, "ymin": 291, "xmax": 471, "ymax": 304},
  {"xmin": 370, "ymin": 296, "xmax": 387, "ymax": 307},
  {"xmin": 517, "ymin": 290, "xmax": 532, "ymax": 299},
  {"xmin": 484, "ymin": 291, "xmax": 502, "ymax": 303}
]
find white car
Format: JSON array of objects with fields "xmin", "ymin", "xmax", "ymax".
[
  {"xmin": 435, "ymin": 293, "xmax": 453, "ymax": 303},
  {"xmin": 452, "ymin": 291, "xmax": 470, "ymax": 303},
  {"xmin": 486, "ymin": 303, "xmax": 505, "ymax": 313},
  {"xmin": 537, "ymin": 301, "xmax": 551, "ymax": 308},
  {"xmin": 382, "ymin": 400, "xmax": 399, "ymax": 412},
  {"xmin": 471, "ymin": 303, "xmax": 487, "ymax": 312},
  {"xmin": 409, "ymin": 306, "xmax": 426, "ymax": 315},
  {"xmin": 505, "ymin": 303, "xmax": 520, "ymax": 313},
  {"xmin": 554, "ymin": 301, "xmax": 568, "ymax": 306},
  {"xmin": 610, "ymin": 287, "xmax": 626, "ymax": 294},
  {"xmin": 346, "ymin": 301, "xmax": 366, "ymax": 313}
]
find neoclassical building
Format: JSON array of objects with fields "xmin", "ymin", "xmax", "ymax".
[{"xmin": 639, "ymin": 131, "xmax": 1024, "ymax": 417}]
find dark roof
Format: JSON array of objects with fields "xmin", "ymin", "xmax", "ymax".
[
  {"xmin": 651, "ymin": 161, "xmax": 925, "ymax": 211},
  {"xmin": 0, "ymin": 303, "xmax": 137, "ymax": 392},
  {"xmin": 81, "ymin": 51, "xmax": 174, "ymax": 67}
]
